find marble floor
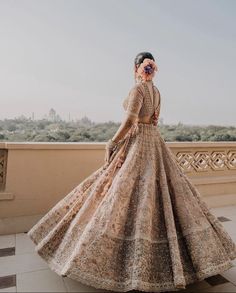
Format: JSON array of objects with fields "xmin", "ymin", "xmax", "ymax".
[{"xmin": 0, "ymin": 205, "xmax": 236, "ymax": 293}]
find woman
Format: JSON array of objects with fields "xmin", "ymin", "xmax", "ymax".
[{"xmin": 27, "ymin": 52, "xmax": 236, "ymax": 292}]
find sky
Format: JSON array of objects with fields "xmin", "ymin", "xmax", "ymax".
[{"xmin": 0, "ymin": 0, "xmax": 235, "ymax": 126}]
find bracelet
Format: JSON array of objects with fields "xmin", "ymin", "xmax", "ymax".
[
  {"xmin": 106, "ymin": 139, "xmax": 120, "ymax": 150},
  {"xmin": 106, "ymin": 138, "xmax": 118, "ymax": 150}
]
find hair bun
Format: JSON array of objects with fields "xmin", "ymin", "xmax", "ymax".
[{"xmin": 137, "ymin": 58, "xmax": 158, "ymax": 81}]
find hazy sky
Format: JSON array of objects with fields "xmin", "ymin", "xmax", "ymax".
[{"xmin": 0, "ymin": 0, "xmax": 235, "ymax": 125}]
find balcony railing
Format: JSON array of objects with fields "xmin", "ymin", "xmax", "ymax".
[{"xmin": 0, "ymin": 141, "xmax": 236, "ymax": 235}]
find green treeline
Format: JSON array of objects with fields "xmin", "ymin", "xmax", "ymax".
[{"xmin": 0, "ymin": 116, "xmax": 235, "ymax": 142}]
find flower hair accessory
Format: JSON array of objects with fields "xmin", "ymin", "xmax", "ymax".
[{"xmin": 136, "ymin": 58, "xmax": 158, "ymax": 81}]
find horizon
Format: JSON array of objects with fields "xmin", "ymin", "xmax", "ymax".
[
  {"xmin": 1, "ymin": 108, "xmax": 236, "ymax": 128},
  {"xmin": 0, "ymin": 0, "xmax": 235, "ymax": 126}
]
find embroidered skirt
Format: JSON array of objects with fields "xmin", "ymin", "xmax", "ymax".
[{"xmin": 27, "ymin": 122, "xmax": 236, "ymax": 292}]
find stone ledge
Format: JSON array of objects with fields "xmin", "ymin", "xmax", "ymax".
[
  {"xmin": 0, "ymin": 142, "xmax": 105, "ymax": 150},
  {"xmin": 0, "ymin": 141, "xmax": 236, "ymax": 150}
]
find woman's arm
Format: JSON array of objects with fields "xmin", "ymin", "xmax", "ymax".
[
  {"xmin": 104, "ymin": 85, "xmax": 144, "ymax": 164},
  {"xmin": 111, "ymin": 85, "xmax": 143, "ymax": 143},
  {"xmin": 111, "ymin": 115, "xmax": 136, "ymax": 143}
]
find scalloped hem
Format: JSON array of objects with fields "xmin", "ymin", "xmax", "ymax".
[{"xmin": 44, "ymin": 256, "xmax": 234, "ymax": 293}]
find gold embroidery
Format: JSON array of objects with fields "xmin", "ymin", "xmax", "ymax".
[{"xmin": 27, "ymin": 81, "xmax": 236, "ymax": 292}]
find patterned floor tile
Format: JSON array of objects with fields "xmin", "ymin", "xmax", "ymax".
[
  {"xmin": 0, "ymin": 248, "xmax": 15, "ymax": 258},
  {"xmin": 0, "ymin": 287, "xmax": 16, "ymax": 292},
  {"xmin": 17, "ymin": 269, "xmax": 67, "ymax": 292},
  {"xmin": 63, "ymin": 276, "xmax": 107, "ymax": 292},
  {"xmin": 221, "ymin": 266, "xmax": 236, "ymax": 286},
  {"xmin": 205, "ymin": 274, "xmax": 229, "ymax": 286},
  {"xmin": 15, "ymin": 233, "xmax": 35, "ymax": 255},
  {"xmin": 0, "ymin": 235, "xmax": 15, "ymax": 250},
  {"xmin": 0, "ymin": 275, "xmax": 16, "ymax": 290},
  {"xmin": 201, "ymin": 282, "xmax": 236, "ymax": 292},
  {"xmin": 0, "ymin": 252, "xmax": 48, "ymax": 277}
]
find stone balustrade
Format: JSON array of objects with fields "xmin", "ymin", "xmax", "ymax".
[{"xmin": 0, "ymin": 141, "xmax": 236, "ymax": 235}]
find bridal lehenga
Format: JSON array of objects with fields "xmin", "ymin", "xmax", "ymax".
[{"xmin": 28, "ymin": 80, "xmax": 236, "ymax": 292}]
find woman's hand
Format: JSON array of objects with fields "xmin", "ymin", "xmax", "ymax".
[
  {"xmin": 104, "ymin": 139, "xmax": 116, "ymax": 164},
  {"xmin": 104, "ymin": 115, "xmax": 136, "ymax": 165},
  {"xmin": 104, "ymin": 147, "xmax": 113, "ymax": 164}
]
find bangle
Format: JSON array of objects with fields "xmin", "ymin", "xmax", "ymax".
[{"xmin": 106, "ymin": 138, "xmax": 118, "ymax": 150}]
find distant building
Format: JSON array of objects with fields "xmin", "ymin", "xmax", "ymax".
[{"xmin": 47, "ymin": 108, "xmax": 62, "ymax": 122}]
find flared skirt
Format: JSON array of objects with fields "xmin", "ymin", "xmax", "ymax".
[{"xmin": 27, "ymin": 123, "xmax": 236, "ymax": 292}]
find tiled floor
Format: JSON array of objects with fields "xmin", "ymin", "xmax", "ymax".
[{"xmin": 0, "ymin": 205, "xmax": 236, "ymax": 292}]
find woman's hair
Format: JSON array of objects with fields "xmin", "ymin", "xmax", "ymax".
[
  {"xmin": 134, "ymin": 52, "xmax": 157, "ymax": 81},
  {"xmin": 134, "ymin": 52, "xmax": 155, "ymax": 67}
]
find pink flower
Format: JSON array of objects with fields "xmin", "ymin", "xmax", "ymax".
[{"xmin": 137, "ymin": 58, "xmax": 158, "ymax": 81}]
